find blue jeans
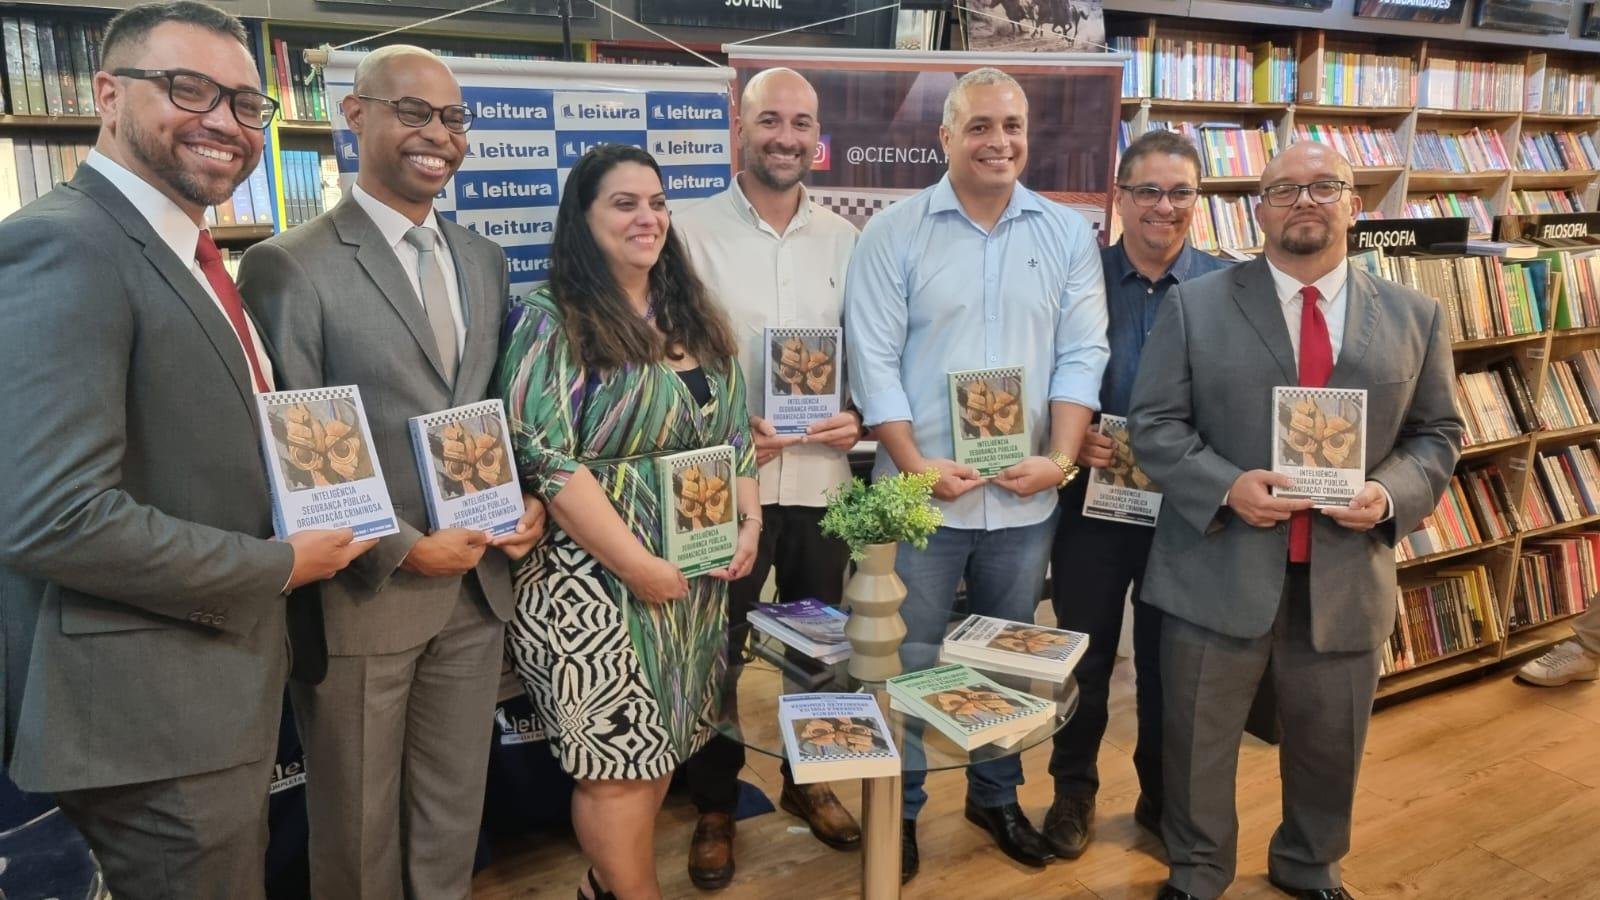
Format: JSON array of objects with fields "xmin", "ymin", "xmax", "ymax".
[{"xmin": 897, "ymin": 512, "xmax": 1057, "ymax": 820}]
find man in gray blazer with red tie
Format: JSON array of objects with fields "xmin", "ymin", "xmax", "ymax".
[
  {"xmin": 0, "ymin": 4, "xmax": 372, "ymax": 898},
  {"xmin": 239, "ymin": 45, "xmax": 541, "ymax": 900},
  {"xmin": 1129, "ymin": 142, "xmax": 1462, "ymax": 900}
]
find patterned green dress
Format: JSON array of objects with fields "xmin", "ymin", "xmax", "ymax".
[{"xmin": 497, "ymin": 286, "xmax": 756, "ymax": 780}]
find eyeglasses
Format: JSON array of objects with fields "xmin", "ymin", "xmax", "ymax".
[
  {"xmin": 1262, "ymin": 180, "xmax": 1351, "ymax": 207},
  {"xmin": 356, "ymin": 95, "xmax": 474, "ymax": 134},
  {"xmin": 1117, "ymin": 184, "xmax": 1200, "ymax": 209},
  {"xmin": 112, "ymin": 68, "xmax": 277, "ymax": 130}
]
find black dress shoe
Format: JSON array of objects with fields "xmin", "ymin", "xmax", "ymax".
[
  {"xmin": 901, "ymin": 818, "xmax": 919, "ymax": 885},
  {"xmin": 963, "ymin": 800, "xmax": 1056, "ymax": 868},
  {"xmin": 1041, "ymin": 794, "xmax": 1094, "ymax": 859},
  {"xmin": 1133, "ymin": 794, "xmax": 1162, "ymax": 837},
  {"xmin": 1155, "ymin": 885, "xmax": 1202, "ymax": 900},
  {"xmin": 1266, "ymin": 877, "xmax": 1351, "ymax": 900}
]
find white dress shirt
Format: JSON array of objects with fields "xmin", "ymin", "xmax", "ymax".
[
  {"xmin": 84, "ymin": 150, "xmax": 276, "ymax": 390},
  {"xmin": 351, "ymin": 183, "xmax": 466, "ymax": 356},
  {"xmin": 675, "ymin": 178, "xmax": 859, "ymax": 507},
  {"xmin": 1265, "ymin": 257, "xmax": 1349, "ymax": 366}
]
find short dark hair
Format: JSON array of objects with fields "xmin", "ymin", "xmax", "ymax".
[
  {"xmin": 101, "ymin": 1, "xmax": 249, "ymax": 69},
  {"xmin": 1116, "ymin": 129, "xmax": 1204, "ymax": 186}
]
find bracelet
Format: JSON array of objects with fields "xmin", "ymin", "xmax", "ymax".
[{"xmin": 738, "ymin": 513, "xmax": 764, "ymax": 531}]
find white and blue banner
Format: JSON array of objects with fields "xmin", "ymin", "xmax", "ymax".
[{"xmin": 322, "ymin": 51, "xmax": 735, "ymax": 295}]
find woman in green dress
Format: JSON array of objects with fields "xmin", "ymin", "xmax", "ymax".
[{"xmin": 497, "ymin": 144, "xmax": 760, "ymax": 900}]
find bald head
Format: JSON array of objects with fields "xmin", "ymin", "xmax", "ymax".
[
  {"xmin": 1255, "ymin": 139, "xmax": 1361, "ymax": 267},
  {"xmin": 352, "ymin": 44, "xmax": 453, "ymax": 97},
  {"xmin": 739, "ymin": 68, "xmax": 818, "ymax": 124},
  {"xmin": 735, "ymin": 67, "xmax": 820, "ymax": 194},
  {"xmin": 1261, "ymin": 141, "xmax": 1354, "ymax": 190}
]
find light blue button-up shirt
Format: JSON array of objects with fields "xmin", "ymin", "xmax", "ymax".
[{"xmin": 844, "ymin": 175, "xmax": 1109, "ymax": 531}]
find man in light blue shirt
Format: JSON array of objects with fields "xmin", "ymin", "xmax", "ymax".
[{"xmin": 843, "ymin": 67, "xmax": 1108, "ymax": 883}]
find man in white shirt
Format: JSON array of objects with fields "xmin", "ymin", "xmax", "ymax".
[
  {"xmin": 0, "ymin": 3, "xmax": 372, "ymax": 897},
  {"xmin": 239, "ymin": 45, "xmax": 541, "ymax": 899},
  {"xmin": 674, "ymin": 67, "xmax": 864, "ymax": 891}
]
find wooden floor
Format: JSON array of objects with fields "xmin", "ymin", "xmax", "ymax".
[{"xmin": 472, "ymin": 657, "xmax": 1600, "ymax": 900}]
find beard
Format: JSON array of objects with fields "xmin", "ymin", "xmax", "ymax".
[
  {"xmin": 1281, "ymin": 219, "xmax": 1332, "ymax": 255},
  {"xmin": 742, "ymin": 138, "xmax": 809, "ymax": 192},
  {"xmin": 124, "ymin": 114, "xmax": 253, "ymax": 208}
]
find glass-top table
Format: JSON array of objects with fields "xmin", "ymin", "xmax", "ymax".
[{"xmin": 704, "ymin": 634, "xmax": 1079, "ymax": 899}]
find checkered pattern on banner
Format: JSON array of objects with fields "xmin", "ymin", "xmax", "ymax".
[{"xmin": 325, "ymin": 70, "xmax": 731, "ymax": 296}]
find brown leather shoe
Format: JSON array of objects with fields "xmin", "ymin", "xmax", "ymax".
[
  {"xmin": 688, "ymin": 811, "xmax": 735, "ymax": 890},
  {"xmin": 779, "ymin": 775, "xmax": 862, "ymax": 850}
]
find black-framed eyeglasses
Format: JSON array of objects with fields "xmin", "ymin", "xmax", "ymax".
[
  {"xmin": 1118, "ymin": 184, "xmax": 1200, "ymax": 209},
  {"xmin": 1262, "ymin": 180, "xmax": 1351, "ymax": 207},
  {"xmin": 356, "ymin": 94, "xmax": 474, "ymax": 134},
  {"xmin": 112, "ymin": 68, "xmax": 277, "ymax": 130}
]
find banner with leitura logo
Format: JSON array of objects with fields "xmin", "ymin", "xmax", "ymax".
[
  {"xmin": 322, "ymin": 52, "xmax": 735, "ymax": 296},
  {"xmin": 725, "ymin": 47, "xmax": 1121, "ymax": 240}
]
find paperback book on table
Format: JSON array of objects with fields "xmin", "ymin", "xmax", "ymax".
[
  {"xmin": 747, "ymin": 598, "xmax": 851, "ymax": 664},
  {"xmin": 407, "ymin": 399, "xmax": 522, "ymax": 537},
  {"xmin": 939, "ymin": 615, "xmax": 1089, "ymax": 682},
  {"xmin": 949, "ymin": 365, "xmax": 1029, "ymax": 477},
  {"xmin": 885, "ymin": 663, "xmax": 1053, "ymax": 751},
  {"xmin": 658, "ymin": 444, "xmax": 737, "ymax": 577},
  {"xmin": 778, "ymin": 692, "xmax": 900, "ymax": 784},
  {"xmin": 255, "ymin": 385, "xmax": 399, "ymax": 540},
  {"xmin": 1081, "ymin": 414, "xmax": 1162, "ymax": 526},
  {"xmin": 763, "ymin": 326, "xmax": 842, "ymax": 435},
  {"xmin": 1271, "ymin": 386, "xmax": 1368, "ymax": 507}
]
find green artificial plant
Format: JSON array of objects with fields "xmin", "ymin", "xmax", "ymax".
[{"xmin": 819, "ymin": 470, "xmax": 944, "ymax": 561}]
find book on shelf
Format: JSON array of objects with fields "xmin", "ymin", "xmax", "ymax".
[
  {"xmin": 1428, "ymin": 240, "xmax": 1539, "ymax": 259},
  {"xmin": 1518, "ymin": 130, "xmax": 1600, "ymax": 173},
  {"xmin": 1146, "ymin": 37, "xmax": 1255, "ymax": 103},
  {"xmin": 1511, "ymin": 190, "xmax": 1585, "ymax": 216},
  {"xmin": 1365, "ymin": 251, "xmax": 1547, "ymax": 342},
  {"xmin": 1147, "ymin": 121, "xmax": 1277, "ymax": 178},
  {"xmin": 1188, "ymin": 193, "xmax": 1262, "ymax": 253},
  {"xmin": 1541, "ymin": 349, "xmax": 1600, "ymax": 429},
  {"xmin": 884, "ymin": 663, "xmax": 1053, "ymax": 751},
  {"xmin": 779, "ymin": 693, "xmax": 900, "ymax": 784},
  {"xmin": 1272, "ymin": 387, "xmax": 1367, "ymax": 508},
  {"xmin": 1421, "ymin": 57, "xmax": 1523, "ymax": 112},
  {"xmin": 1410, "ymin": 128, "xmax": 1511, "ymax": 173},
  {"xmin": 1382, "ymin": 564, "xmax": 1498, "ymax": 676},
  {"xmin": 1081, "ymin": 414, "xmax": 1161, "ymax": 526},
  {"xmin": 1396, "ymin": 473, "xmax": 1488, "ymax": 562},
  {"xmin": 1111, "ymin": 36, "xmax": 1152, "ymax": 98},
  {"xmin": 763, "ymin": 327, "xmax": 841, "ymax": 435},
  {"xmin": 949, "ymin": 366, "xmax": 1028, "ymax": 477},
  {"xmin": 1405, "ymin": 193, "xmax": 1494, "ymax": 236},
  {"xmin": 1526, "ymin": 54, "xmax": 1600, "ymax": 116},
  {"xmin": 1532, "ymin": 442, "xmax": 1600, "ymax": 523},
  {"xmin": 256, "ymin": 385, "xmax": 400, "ymax": 540},
  {"xmin": 1310, "ymin": 49, "xmax": 1414, "ymax": 107},
  {"xmin": 658, "ymin": 445, "xmax": 737, "ymax": 577},
  {"xmin": 1252, "ymin": 40, "xmax": 1295, "ymax": 105},
  {"xmin": 940, "ymin": 615, "xmax": 1089, "ymax": 682},
  {"xmin": 279, "ymin": 149, "xmax": 341, "ymax": 227},
  {"xmin": 1512, "ymin": 532, "xmax": 1600, "ymax": 629},
  {"xmin": 747, "ymin": 599, "xmax": 851, "ymax": 664},
  {"xmin": 1455, "ymin": 368, "xmax": 1523, "ymax": 446},
  {"xmin": 407, "ymin": 400, "xmax": 523, "ymax": 537},
  {"xmin": 1290, "ymin": 123, "xmax": 1403, "ymax": 168}
]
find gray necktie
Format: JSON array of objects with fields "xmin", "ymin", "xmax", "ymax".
[{"xmin": 403, "ymin": 226, "xmax": 458, "ymax": 383}]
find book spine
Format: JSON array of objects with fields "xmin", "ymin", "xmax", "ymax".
[
  {"xmin": 3, "ymin": 18, "xmax": 27, "ymax": 115},
  {"xmin": 12, "ymin": 138, "xmax": 34, "ymax": 204},
  {"xmin": 408, "ymin": 418, "xmax": 444, "ymax": 532},
  {"xmin": 69, "ymin": 22, "xmax": 93, "ymax": 116},
  {"xmin": 19, "ymin": 18, "xmax": 47, "ymax": 117},
  {"xmin": 35, "ymin": 20, "xmax": 59, "ymax": 116},
  {"xmin": 248, "ymin": 157, "xmax": 274, "ymax": 226},
  {"xmin": 230, "ymin": 175, "xmax": 254, "ymax": 227},
  {"xmin": 0, "ymin": 137, "xmax": 19, "ymax": 218},
  {"xmin": 51, "ymin": 22, "xmax": 74, "ymax": 116}
]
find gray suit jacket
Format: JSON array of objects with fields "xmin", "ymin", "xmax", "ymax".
[
  {"xmin": 239, "ymin": 197, "xmax": 514, "ymax": 661},
  {"xmin": 0, "ymin": 166, "xmax": 296, "ymax": 792},
  {"xmin": 1128, "ymin": 257, "xmax": 1462, "ymax": 653}
]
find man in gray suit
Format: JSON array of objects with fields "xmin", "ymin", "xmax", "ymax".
[
  {"xmin": 0, "ymin": 4, "xmax": 373, "ymax": 897},
  {"xmin": 1129, "ymin": 141, "xmax": 1461, "ymax": 900},
  {"xmin": 239, "ymin": 45, "xmax": 541, "ymax": 900}
]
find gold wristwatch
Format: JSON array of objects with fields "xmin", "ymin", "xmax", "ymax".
[{"xmin": 1047, "ymin": 450, "xmax": 1080, "ymax": 488}]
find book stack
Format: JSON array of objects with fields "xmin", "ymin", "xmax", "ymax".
[
  {"xmin": 939, "ymin": 615, "xmax": 1089, "ymax": 682},
  {"xmin": 1147, "ymin": 121, "xmax": 1277, "ymax": 177},
  {"xmin": 1111, "ymin": 35, "xmax": 1153, "ymax": 98},
  {"xmin": 1372, "ymin": 254, "xmax": 1546, "ymax": 342},
  {"xmin": 1518, "ymin": 131, "xmax": 1600, "ymax": 172},
  {"xmin": 1511, "ymin": 189, "xmax": 1585, "ymax": 215},
  {"xmin": 1539, "ymin": 349, "xmax": 1600, "ymax": 430},
  {"xmin": 1188, "ymin": 194, "xmax": 1262, "ymax": 252},
  {"xmin": 1455, "ymin": 364, "xmax": 1537, "ymax": 446},
  {"xmin": 1411, "ymin": 128, "xmax": 1511, "ymax": 173},
  {"xmin": 1396, "ymin": 474, "xmax": 1487, "ymax": 561},
  {"xmin": 1148, "ymin": 37, "xmax": 1255, "ymax": 103},
  {"xmin": 1313, "ymin": 49, "xmax": 1414, "ymax": 107},
  {"xmin": 268, "ymin": 39, "xmax": 328, "ymax": 122},
  {"xmin": 886, "ymin": 664, "xmax": 1053, "ymax": 751},
  {"xmin": 748, "ymin": 599, "xmax": 851, "ymax": 664},
  {"xmin": 1381, "ymin": 564, "xmax": 1499, "ymax": 675},
  {"xmin": 1290, "ymin": 123, "xmax": 1403, "ymax": 167},
  {"xmin": 778, "ymin": 693, "xmax": 900, "ymax": 784},
  {"xmin": 1403, "ymin": 193, "xmax": 1494, "ymax": 235},
  {"xmin": 1532, "ymin": 442, "xmax": 1600, "ymax": 523},
  {"xmin": 0, "ymin": 15, "xmax": 108, "ymax": 117},
  {"xmin": 280, "ymin": 149, "xmax": 341, "ymax": 227},
  {"xmin": 1251, "ymin": 41, "xmax": 1295, "ymax": 104},
  {"xmin": 1512, "ymin": 532, "xmax": 1600, "ymax": 629},
  {"xmin": 1421, "ymin": 57, "xmax": 1524, "ymax": 112}
]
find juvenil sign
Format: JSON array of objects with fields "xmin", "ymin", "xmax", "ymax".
[
  {"xmin": 1348, "ymin": 217, "xmax": 1469, "ymax": 256},
  {"xmin": 639, "ymin": 0, "xmax": 860, "ymax": 34}
]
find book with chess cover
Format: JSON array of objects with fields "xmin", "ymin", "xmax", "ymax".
[
  {"xmin": 763, "ymin": 326, "xmax": 842, "ymax": 435},
  {"xmin": 885, "ymin": 663, "xmax": 1053, "ymax": 751},
  {"xmin": 948, "ymin": 365, "xmax": 1029, "ymax": 477},
  {"xmin": 779, "ymin": 692, "xmax": 900, "ymax": 784},
  {"xmin": 1082, "ymin": 414, "xmax": 1163, "ymax": 526},
  {"xmin": 407, "ymin": 400, "xmax": 522, "ymax": 537},
  {"xmin": 1271, "ymin": 386, "xmax": 1368, "ymax": 507},
  {"xmin": 658, "ymin": 445, "xmax": 738, "ymax": 577},
  {"xmin": 939, "ymin": 615, "xmax": 1089, "ymax": 682},
  {"xmin": 255, "ymin": 385, "xmax": 399, "ymax": 540}
]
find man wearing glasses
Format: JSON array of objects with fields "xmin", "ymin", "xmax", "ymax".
[
  {"xmin": 239, "ymin": 45, "xmax": 540, "ymax": 899},
  {"xmin": 1041, "ymin": 129, "xmax": 1230, "ymax": 861},
  {"xmin": 1128, "ymin": 141, "xmax": 1461, "ymax": 900},
  {"xmin": 0, "ymin": 3, "xmax": 375, "ymax": 898}
]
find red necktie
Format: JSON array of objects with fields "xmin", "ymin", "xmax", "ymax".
[
  {"xmin": 1290, "ymin": 285, "xmax": 1333, "ymax": 562},
  {"xmin": 196, "ymin": 230, "xmax": 269, "ymax": 393}
]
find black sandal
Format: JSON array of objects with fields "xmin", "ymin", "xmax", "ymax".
[{"xmin": 577, "ymin": 868, "xmax": 618, "ymax": 900}]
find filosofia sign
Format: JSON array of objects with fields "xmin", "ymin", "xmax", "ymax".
[
  {"xmin": 1348, "ymin": 217, "xmax": 1469, "ymax": 256},
  {"xmin": 1494, "ymin": 212, "xmax": 1600, "ymax": 243},
  {"xmin": 639, "ymin": 0, "xmax": 860, "ymax": 34}
]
